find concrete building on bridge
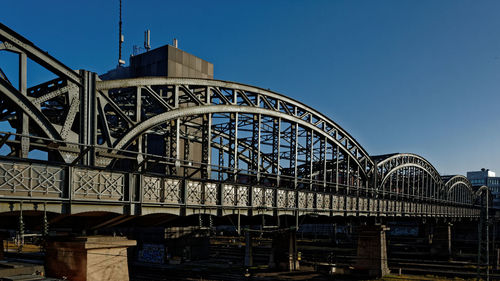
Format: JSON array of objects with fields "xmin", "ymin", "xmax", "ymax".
[{"xmin": 100, "ymin": 41, "xmax": 214, "ymax": 80}]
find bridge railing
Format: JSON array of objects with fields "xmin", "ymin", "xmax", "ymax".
[
  {"xmin": 0, "ymin": 131, "xmax": 481, "ymax": 217},
  {"xmin": 0, "ymin": 157, "xmax": 480, "ymax": 219}
]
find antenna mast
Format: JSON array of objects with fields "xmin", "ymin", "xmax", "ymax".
[
  {"xmin": 118, "ymin": 0, "xmax": 125, "ymax": 66},
  {"xmin": 144, "ymin": 30, "xmax": 151, "ymax": 51}
]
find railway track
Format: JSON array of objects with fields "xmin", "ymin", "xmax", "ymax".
[{"xmin": 388, "ymin": 258, "xmax": 500, "ymax": 279}]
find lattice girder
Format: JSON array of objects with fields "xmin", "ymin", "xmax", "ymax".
[
  {"xmin": 92, "ymin": 78, "xmax": 372, "ymax": 190},
  {"xmin": 376, "ymin": 153, "xmax": 444, "ymax": 201},
  {"xmin": 443, "ymin": 175, "xmax": 474, "ymax": 205}
]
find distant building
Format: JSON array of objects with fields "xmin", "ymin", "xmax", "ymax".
[{"xmin": 467, "ymin": 168, "xmax": 500, "ymax": 208}]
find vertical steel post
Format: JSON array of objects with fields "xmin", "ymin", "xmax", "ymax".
[
  {"xmin": 232, "ymin": 113, "xmax": 238, "ymax": 182},
  {"xmin": 201, "ymin": 114, "xmax": 211, "ymax": 179},
  {"xmin": 322, "ymin": 136, "xmax": 327, "ymax": 191},
  {"xmin": 293, "ymin": 124, "xmax": 298, "ymax": 189},
  {"xmin": 18, "ymin": 202, "xmax": 24, "ymax": 253},
  {"xmin": 43, "ymin": 202, "xmax": 49, "ymax": 238},
  {"xmin": 273, "ymin": 118, "xmax": 281, "ymax": 187},
  {"xmin": 136, "ymin": 86, "xmax": 143, "ymax": 168},
  {"xmin": 183, "ymin": 123, "xmax": 190, "ymax": 177},
  {"xmin": 237, "ymin": 210, "xmax": 241, "ymax": 235},
  {"xmin": 487, "ymin": 189, "xmax": 490, "ymax": 280},
  {"xmin": 478, "ymin": 194, "xmax": 482, "ymax": 278},
  {"xmin": 307, "ymin": 130, "xmax": 313, "ymax": 190},
  {"xmin": 78, "ymin": 71, "xmax": 97, "ymax": 166},
  {"xmin": 256, "ymin": 97, "xmax": 262, "ymax": 183},
  {"xmin": 218, "ymin": 137, "xmax": 223, "ymax": 181},
  {"xmin": 18, "ymin": 52, "xmax": 29, "ymax": 158},
  {"xmin": 346, "ymin": 155, "xmax": 350, "ymax": 194},
  {"xmin": 335, "ymin": 147, "xmax": 339, "ymax": 192}
]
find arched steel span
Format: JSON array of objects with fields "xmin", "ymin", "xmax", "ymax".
[
  {"xmin": 476, "ymin": 185, "xmax": 490, "ymax": 197},
  {"xmin": 374, "ymin": 153, "xmax": 444, "ymax": 200},
  {"xmin": 475, "ymin": 185, "xmax": 491, "ymax": 203},
  {"xmin": 96, "ymin": 77, "xmax": 373, "ymax": 169},
  {"xmin": 95, "ymin": 77, "xmax": 373, "ymax": 190},
  {"xmin": 442, "ymin": 175, "xmax": 474, "ymax": 205}
]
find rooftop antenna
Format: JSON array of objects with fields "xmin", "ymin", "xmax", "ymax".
[
  {"xmin": 118, "ymin": 0, "xmax": 125, "ymax": 66},
  {"xmin": 144, "ymin": 30, "xmax": 151, "ymax": 51}
]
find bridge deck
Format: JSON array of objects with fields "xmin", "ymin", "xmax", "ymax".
[{"xmin": 0, "ymin": 158, "xmax": 479, "ymax": 218}]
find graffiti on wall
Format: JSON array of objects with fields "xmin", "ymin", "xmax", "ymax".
[{"xmin": 138, "ymin": 243, "xmax": 165, "ymax": 264}]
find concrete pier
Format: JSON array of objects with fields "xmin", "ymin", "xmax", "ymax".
[
  {"xmin": 244, "ymin": 230, "xmax": 253, "ymax": 267},
  {"xmin": 269, "ymin": 230, "xmax": 299, "ymax": 271},
  {"xmin": 0, "ymin": 231, "xmax": 9, "ymax": 260},
  {"xmin": 354, "ymin": 225, "xmax": 390, "ymax": 277},
  {"xmin": 431, "ymin": 223, "xmax": 452, "ymax": 259},
  {"xmin": 45, "ymin": 236, "xmax": 136, "ymax": 281}
]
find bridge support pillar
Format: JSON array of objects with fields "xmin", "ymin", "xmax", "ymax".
[
  {"xmin": 421, "ymin": 222, "xmax": 433, "ymax": 244},
  {"xmin": 432, "ymin": 223, "xmax": 452, "ymax": 259},
  {"xmin": 45, "ymin": 236, "xmax": 136, "ymax": 281},
  {"xmin": 244, "ymin": 229, "xmax": 253, "ymax": 267},
  {"xmin": 0, "ymin": 232, "xmax": 8, "ymax": 260},
  {"xmin": 354, "ymin": 225, "xmax": 390, "ymax": 277},
  {"xmin": 269, "ymin": 229, "xmax": 299, "ymax": 271}
]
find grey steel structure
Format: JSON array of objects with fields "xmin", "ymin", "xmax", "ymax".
[{"xmin": 0, "ymin": 23, "xmax": 486, "ymax": 218}]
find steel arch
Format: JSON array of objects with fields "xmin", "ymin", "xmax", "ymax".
[
  {"xmin": 474, "ymin": 185, "xmax": 491, "ymax": 210},
  {"xmin": 96, "ymin": 77, "xmax": 373, "ymax": 174},
  {"xmin": 375, "ymin": 153, "xmax": 444, "ymax": 201},
  {"xmin": 475, "ymin": 185, "xmax": 490, "ymax": 198},
  {"xmin": 377, "ymin": 154, "xmax": 441, "ymax": 184},
  {"xmin": 0, "ymin": 79, "xmax": 62, "ymax": 140},
  {"xmin": 102, "ymin": 107, "xmax": 369, "ymax": 189},
  {"xmin": 443, "ymin": 175, "xmax": 474, "ymax": 205}
]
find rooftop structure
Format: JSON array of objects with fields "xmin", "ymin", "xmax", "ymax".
[{"xmin": 101, "ymin": 43, "xmax": 214, "ymax": 80}]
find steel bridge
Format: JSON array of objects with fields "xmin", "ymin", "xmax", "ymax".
[{"xmin": 0, "ymin": 23, "xmax": 488, "ymax": 221}]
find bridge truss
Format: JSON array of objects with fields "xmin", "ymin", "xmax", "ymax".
[{"xmin": 0, "ymin": 23, "xmax": 484, "ymax": 218}]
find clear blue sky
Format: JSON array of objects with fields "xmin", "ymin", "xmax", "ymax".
[{"xmin": 1, "ymin": 0, "xmax": 499, "ymax": 176}]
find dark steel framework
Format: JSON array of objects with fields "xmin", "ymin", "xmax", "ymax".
[{"xmin": 0, "ymin": 23, "xmax": 483, "ymax": 217}]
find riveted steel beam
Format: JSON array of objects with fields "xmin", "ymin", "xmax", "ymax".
[
  {"xmin": 0, "ymin": 23, "xmax": 81, "ymax": 86},
  {"xmin": 97, "ymin": 78, "xmax": 373, "ymax": 172},
  {"xmin": 111, "ymin": 105, "xmax": 370, "ymax": 180},
  {"xmin": 0, "ymin": 78, "xmax": 61, "ymax": 140}
]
